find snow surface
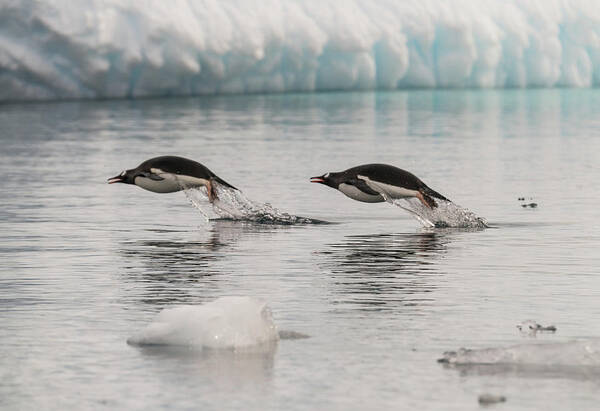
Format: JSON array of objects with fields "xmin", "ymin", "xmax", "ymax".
[{"xmin": 2, "ymin": 0, "xmax": 600, "ymax": 101}]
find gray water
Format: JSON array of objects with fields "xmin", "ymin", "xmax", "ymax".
[{"xmin": 2, "ymin": 89, "xmax": 600, "ymax": 410}]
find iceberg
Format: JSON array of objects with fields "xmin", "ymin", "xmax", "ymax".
[{"xmin": 2, "ymin": 0, "xmax": 600, "ymax": 102}]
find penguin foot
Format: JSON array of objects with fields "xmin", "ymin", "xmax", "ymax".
[
  {"xmin": 417, "ymin": 191, "xmax": 437, "ymax": 209},
  {"xmin": 206, "ymin": 180, "xmax": 218, "ymax": 203}
]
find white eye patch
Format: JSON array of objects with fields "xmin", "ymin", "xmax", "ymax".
[
  {"xmin": 325, "ymin": 172, "xmax": 330, "ymax": 178},
  {"xmin": 120, "ymin": 170, "xmax": 126, "ymax": 176}
]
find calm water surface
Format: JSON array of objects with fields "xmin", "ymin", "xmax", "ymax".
[{"xmin": 1, "ymin": 89, "xmax": 600, "ymax": 410}]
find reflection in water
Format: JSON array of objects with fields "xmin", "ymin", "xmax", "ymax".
[
  {"xmin": 119, "ymin": 221, "xmax": 284, "ymax": 306},
  {"xmin": 318, "ymin": 231, "xmax": 452, "ymax": 311},
  {"xmin": 119, "ymin": 236, "xmax": 222, "ymax": 306},
  {"xmin": 134, "ymin": 344, "xmax": 276, "ymax": 388}
]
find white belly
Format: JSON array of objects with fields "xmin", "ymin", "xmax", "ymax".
[
  {"xmin": 338, "ymin": 183, "xmax": 384, "ymax": 203},
  {"xmin": 135, "ymin": 171, "xmax": 209, "ymax": 193},
  {"xmin": 357, "ymin": 176, "xmax": 419, "ymax": 199}
]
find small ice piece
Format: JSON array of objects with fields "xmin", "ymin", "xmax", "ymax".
[
  {"xmin": 478, "ymin": 394, "xmax": 506, "ymax": 405},
  {"xmin": 517, "ymin": 320, "xmax": 557, "ymax": 335},
  {"xmin": 438, "ymin": 339, "xmax": 600, "ymax": 366},
  {"xmin": 518, "ymin": 197, "xmax": 538, "ymax": 208},
  {"xmin": 127, "ymin": 296, "xmax": 279, "ymax": 349}
]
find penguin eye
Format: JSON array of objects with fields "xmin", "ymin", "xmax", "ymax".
[
  {"xmin": 324, "ymin": 173, "xmax": 330, "ymax": 178},
  {"xmin": 120, "ymin": 170, "xmax": 126, "ymax": 176}
]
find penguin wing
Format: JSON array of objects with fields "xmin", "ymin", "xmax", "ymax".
[
  {"xmin": 139, "ymin": 170, "xmax": 165, "ymax": 181},
  {"xmin": 346, "ymin": 177, "xmax": 380, "ymax": 196},
  {"xmin": 150, "ymin": 167, "xmax": 205, "ymax": 190},
  {"xmin": 149, "ymin": 168, "xmax": 171, "ymax": 178},
  {"xmin": 357, "ymin": 175, "xmax": 407, "ymax": 203},
  {"xmin": 150, "ymin": 167, "xmax": 192, "ymax": 189},
  {"xmin": 151, "ymin": 167, "xmax": 189, "ymax": 182}
]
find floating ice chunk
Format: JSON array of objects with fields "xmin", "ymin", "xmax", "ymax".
[
  {"xmin": 517, "ymin": 319, "xmax": 557, "ymax": 335},
  {"xmin": 439, "ymin": 339, "xmax": 600, "ymax": 366},
  {"xmin": 127, "ymin": 296, "xmax": 279, "ymax": 349}
]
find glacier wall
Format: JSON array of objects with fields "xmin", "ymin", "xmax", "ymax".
[{"xmin": 1, "ymin": 0, "xmax": 600, "ymax": 101}]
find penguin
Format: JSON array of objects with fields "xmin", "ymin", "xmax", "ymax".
[
  {"xmin": 108, "ymin": 156, "xmax": 237, "ymax": 202},
  {"xmin": 310, "ymin": 163, "xmax": 449, "ymax": 209}
]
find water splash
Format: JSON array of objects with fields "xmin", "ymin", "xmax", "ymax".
[
  {"xmin": 388, "ymin": 197, "xmax": 488, "ymax": 229},
  {"xmin": 184, "ymin": 184, "xmax": 325, "ymax": 225}
]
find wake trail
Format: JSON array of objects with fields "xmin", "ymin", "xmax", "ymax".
[{"xmin": 385, "ymin": 195, "xmax": 487, "ymax": 229}]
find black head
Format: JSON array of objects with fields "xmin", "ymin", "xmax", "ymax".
[
  {"xmin": 310, "ymin": 172, "xmax": 340, "ymax": 189},
  {"xmin": 107, "ymin": 168, "xmax": 136, "ymax": 185}
]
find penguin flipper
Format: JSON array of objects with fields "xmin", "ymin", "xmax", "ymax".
[
  {"xmin": 139, "ymin": 171, "xmax": 165, "ymax": 181},
  {"xmin": 358, "ymin": 178, "xmax": 397, "ymax": 202},
  {"xmin": 360, "ymin": 177, "xmax": 443, "ymax": 209},
  {"xmin": 350, "ymin": 178, "xmax": 380, "ymax": 196}
]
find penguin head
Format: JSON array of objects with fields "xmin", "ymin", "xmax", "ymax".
[
  {"xmin": 310, "ymin": 172, "xmax": 339, "ymax": 188},
  {"xmin": 107, "ymin": 169, "xmax": 136, "ymax": 185}
]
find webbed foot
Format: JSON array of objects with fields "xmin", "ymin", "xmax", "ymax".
[
  {"xmin": 206, "ymin": 179, "xmax": 218, "ymax": 203},
  {"xmin": 416, "ymin": 191, "xmax": 436, "ymax": 209}
]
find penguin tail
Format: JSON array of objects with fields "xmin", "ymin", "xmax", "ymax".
[
  {"xmin": 211, "ymin": 175, "xmax": 239, "ymax": 191},
  {"xmin": 421, "ymin": 186, "xmax": 450, "ymax": 203}
]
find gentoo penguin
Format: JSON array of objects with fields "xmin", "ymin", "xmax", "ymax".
[
  {"xmin": 108, "ymin": 156, "xmax": 237, "ymax": 202},
  {"xmin": 310, "ymin": 163, "xmax": 449, "ymax": 208}
]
